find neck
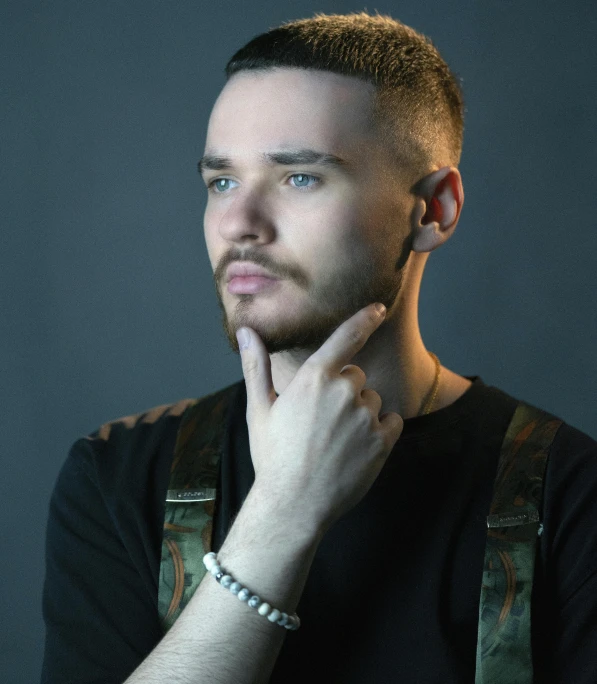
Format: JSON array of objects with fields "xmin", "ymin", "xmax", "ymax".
[{"xmin": 270, "ymin": 300, "xmax": 455, "ymax": 420}]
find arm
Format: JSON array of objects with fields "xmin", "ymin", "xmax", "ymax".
[
  {"xmin": 125, "ymin": 480, "xmax": 323, "ymax": 684},
  {"xmin": 42, "ymin": 304, "xmax": 401, "ymax": 683},
  {"xmin": 41, "ymin": 438, "xmax": 321, "ymax": 684},
  {"xmin": 41, "ymin": 438, "xmax": 165, "ymax": 684},
  {"xmin": 127, "ymin": 304, "xmax": 402, "ymax": 684}
]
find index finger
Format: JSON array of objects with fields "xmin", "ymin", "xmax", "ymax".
[{"xmin": 305, "ymin": 303, "xmax": 386, "ymax": 374}]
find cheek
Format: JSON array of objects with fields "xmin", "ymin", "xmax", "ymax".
[
  {"xmin": 299, "ymin": 215, "xmax": 372, "ymax": 284},
  {"xmin": 366, "ymin": 190, "xmax": 410, "ymax": 241},
  {"xmin": 298, "ymin": 200, "xmax": 362, "ymax": 252}
]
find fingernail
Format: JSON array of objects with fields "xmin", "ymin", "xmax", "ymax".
[
  {"xmin": 374, "ymin": 303, "xmax": 386, "ymax": 316},
  {"xmin": 236, "ymin": 328, "xmax": 250, "ymax": 350}
]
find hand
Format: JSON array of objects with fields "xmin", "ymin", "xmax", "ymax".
[{"xmin": 237, "ymin": 303, "xmax": 404, "ymax": 536}]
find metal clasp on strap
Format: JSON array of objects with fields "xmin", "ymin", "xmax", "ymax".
[
  {"xmin": 486, "ymin": 510, "xmax": 539, "ymax": 528},
  {"xmin": 166, "ymin": 488, "xmax": 217, "ymax": 502}
]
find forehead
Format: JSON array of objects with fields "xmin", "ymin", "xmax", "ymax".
[{"xmin": 205, "ymin": 68, "xmax": 377, "ymax": 157}]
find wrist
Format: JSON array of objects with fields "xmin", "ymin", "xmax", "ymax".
[
  {"xmin": 215, "ymin": 482, "xmax": 323, "ymax": 613},
  {"xmin": 246, "ymin": 479, "xmax": 326, "ymax": 547},
  {"xmin": 203, "ymin": 551, "xmax": 301, "ymax": 631}
]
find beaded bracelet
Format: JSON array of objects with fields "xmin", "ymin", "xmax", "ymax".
[{"xmin": 202, "ymin": 552, "xmax": 301, "ymax": 631}]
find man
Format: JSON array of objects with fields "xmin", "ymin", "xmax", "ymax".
[{"xmin": 41, "ymin": 11, "xmax": 597, "ymax": 684}]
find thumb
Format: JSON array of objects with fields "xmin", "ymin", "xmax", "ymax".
[{"xmin": 237, "ymin": 327, "xmax": 276, "ymax": 413}]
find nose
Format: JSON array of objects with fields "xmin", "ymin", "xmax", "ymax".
[{"xmin": 210, "ymin": 187, "xmax": 276, "ymax": 245}]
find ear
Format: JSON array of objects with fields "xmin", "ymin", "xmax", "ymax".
[{"xmin": 410, "ymin": 166, "xmax": 464, "ymax": 253}]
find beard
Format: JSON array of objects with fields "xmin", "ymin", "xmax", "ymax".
[{"xmin": 214, "ymin": 237, "xmax": 410, "ymax": 356}]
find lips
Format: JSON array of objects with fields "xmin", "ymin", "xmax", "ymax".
[
  {"xmin": 227, "ymin": 275, "xmax": 281, "ymax": 294},
  {"xmin": 226, "ymin": 262, "xmax": 279, "ymax": 282}
]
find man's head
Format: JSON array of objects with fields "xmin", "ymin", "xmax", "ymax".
[{"xmin": 201, "ymin": 11, "xmax": 465, "ymax": 354}]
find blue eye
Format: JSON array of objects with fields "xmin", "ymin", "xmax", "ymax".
[
  {"xmin": 207, "ymin": 174, "xmax": 319, "ymax": 194},
  {"xmin": 289, "ymin": 174, "xmax": 318, "ymax": 189},
  {"xmin": 208, "ymin": 178, "xmax": 236, "ymax": 193}
]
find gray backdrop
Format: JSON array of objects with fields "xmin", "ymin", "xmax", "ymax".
[{"xmin": 2, "ymin": 0, "xmax": 596, "ymax": 681}]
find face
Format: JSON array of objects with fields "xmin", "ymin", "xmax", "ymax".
[{"xmin": 201, "ymin": 68, "xmax": 415, "ymax": 355}]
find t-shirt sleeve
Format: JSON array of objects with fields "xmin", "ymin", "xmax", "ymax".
[
  {"xmin": 534, "ymin": 422, "xmax": 597, "ymax": 683},
  {"xmin": 41, "ymin": 436, "xmax": 162, "ymax": 683}
]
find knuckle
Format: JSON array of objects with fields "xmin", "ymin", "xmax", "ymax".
[
  {"xmin": 300, "ymin": 359, "xmax": 328, "ymax": 386},
  {"xmin": 341, "ymin": 364, "xmax": 366, "ymax": 382},
  {"xmin": 360, "ymin": 386, "xmax": 377, "ymax": 400},
  {"xmin": 302, "ymin": 356, "xmax": 319, "ymax": 373},
  {"xmin": 356, "ymin": 404, "xmax": 373, "ymax": 426},
  {"xmin": 337, "ymin": 376, "xmax": 356, "ymax": 399},
  {"xmin": 242, "ymin": 356, "xmax": 260, "ymax": 376},
  {"xmin": 376, "ymin": 434, "xmax": 390, "ymax": 457},
  {"xmin": 347, "ymin": 326, "xmax": 365, "ymax": 346},
  {"xmin": 302, "ymin": 356, "xmax": 323, "ymax": 377}
]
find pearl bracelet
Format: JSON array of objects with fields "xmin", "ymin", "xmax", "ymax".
[{"xmin": 202, "ymin": 552, "xmax": 301, "ymax": 631}]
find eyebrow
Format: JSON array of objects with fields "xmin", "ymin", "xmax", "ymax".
[{"xmin": 197, "ymin": 148, "xmax": 351, "ymax": 176}]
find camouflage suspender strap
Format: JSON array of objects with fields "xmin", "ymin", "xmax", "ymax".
[
  {"xmin": 475, "ymin": 401, "xmax": 563, "ymax": 684},
  {"xmin": 158, "ymin": 392, "xmax": 564, "ymax": 682},
  {"xmin": 158, "ymin": 383, "xmax": 239, "ymax": 633}
]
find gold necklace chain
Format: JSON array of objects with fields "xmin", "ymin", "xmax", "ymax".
[{"xmin": 420, "ymin": 351, "xmax": 441, "ymax": 416}]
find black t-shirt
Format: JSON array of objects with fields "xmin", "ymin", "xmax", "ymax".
[{"xmin": 41, "ymin": 376, "xmax": 597, "ymax": 683}]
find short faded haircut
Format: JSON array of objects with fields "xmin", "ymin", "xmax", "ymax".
[{"xmin": 224, "ymin": 11, "xmax": 465, "ymax": 178}]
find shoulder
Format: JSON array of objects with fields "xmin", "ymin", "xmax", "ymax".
[
  {"xmin": 505, "ymin": 397, "xmax": 597, "ymax": 505},
  {"xmin": 475, "ymin": 381, "xmax": 596, "ymax": 463},
  {"xmin": 73, "ymin": 380, "xmax": 244, "ymax": 478},
  {"xmin": 548, "ymin": 418, "xmax": 597, "ymax": 462},
  {"xmin": 85, "ymin": 397, "xmax": 197, "ymax": 446},
  {"xmin": 542, "ymin": 416, "xmax": 597, "ymax": 524},
  {"xmin": 533, "ymin": 412, "xmax": 597, "ymax": 602},
  {"xmin": 87, "ymin": 380, "xmax": 246, "ymax": 444},
  {"xmin": 52, "ymin": 381, "xmax": 242, "ymax": 525},
  {"xmin": 514, "ymin": 398, "xmax": 597, "ymax": 488},
  {"xmin": 65, "ymin": 397, "xmax": 196, "ymax": 483},
  {"xmin": 52, "ymin": 398, "xmax": 198, "ymax": 515}
]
